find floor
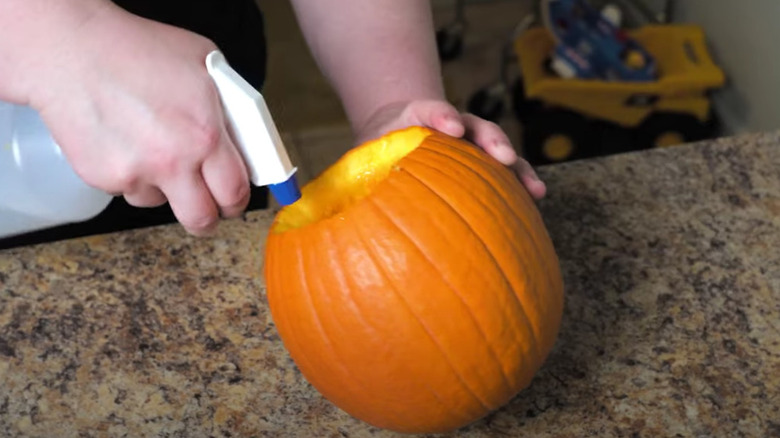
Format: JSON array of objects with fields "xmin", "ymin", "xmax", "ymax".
[{"xmin": 258, "ymin": 0, "xmax": 534, "ymax": 186}]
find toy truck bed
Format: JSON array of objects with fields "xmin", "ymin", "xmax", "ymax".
[{"xmin": 515, "ymin": 24, "xmax": 726, "ymax": 128}]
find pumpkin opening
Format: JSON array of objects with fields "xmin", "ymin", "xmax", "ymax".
[{"xmin": 272, "ymin": 127, "xmax": 433, "ymax": 233}]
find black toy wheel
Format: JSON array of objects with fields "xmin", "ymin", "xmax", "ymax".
[
  {"xmin": 436, "ymin": 27, "xmax": 464, "ymax": 61},
  {"xmin": 467, "ymin": 85, "xmax": 506, "ymax": 122},
  {"xmin": 636, "ymin": 113, "xmax": 709, "ymax": 149},
  {"xmin": 522, "ymin": 110, "xmax": 592, "ymax": 165},
  {"xmin": 511, "ymin": 78, "xmax": 543, "ymax": 121}
]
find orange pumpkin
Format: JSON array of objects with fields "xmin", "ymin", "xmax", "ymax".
[{"xmin": 264, "ymin": 126, "xmax": 564, "ymax": 434}]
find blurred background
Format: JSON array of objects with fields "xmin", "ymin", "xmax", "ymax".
[
  {"xmin": 4, "ymin": 0, "xmax": 778, "ymax": 249},
  {"xmin": 260, "ymin": 0, "xmax": 780, "ymax": 182}
]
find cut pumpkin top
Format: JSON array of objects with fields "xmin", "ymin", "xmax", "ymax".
[{"xmin": 272, "ymin": 127, "xmax": 433, "ymax": 233}]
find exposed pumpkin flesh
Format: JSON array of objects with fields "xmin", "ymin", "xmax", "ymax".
[{"xmin": 272, "ymin": 126, "xmax": 432, "ymax": 233}]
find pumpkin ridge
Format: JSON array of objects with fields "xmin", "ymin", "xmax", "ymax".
[
  {"xmin": 416, "ymin": 140, "xmax": 563, "ymax": 342},
  {"xmin": 266, "ymin": 236, "xmax": 300, "ymax": 354},
  {"xmin": 295, "ymin": 234, "xmax": 372, "ymax": 404},
  {"xmin": 396, "ymin": 163, "xmax": 541, "ymax": 375},
  {"xmin": 272, "ymin": 219, "xmax": 467, "ymax": 429},
  {"xmin": 451, "ymin": 147, "xmax": 564, "ymax": 334},
  {"xmin": 266, "ymin": 236, "xmax": 336, "ymax": 400},
  {"xmin": 403, "ymin": 148, "xmax": 546, "ymax": 362},
  {"xmin": 422, "ymin": 137, "xmax": 564, "ymax": 335},
  {"xmin": 349, "ymin": 210, "xmax": 475, "ymax": 425},
  {"xmin": 378, "ymin": 171, "xmax": 520, "ymax": 395},
  {"xmin": 321, "ymin": 224, "xmax": 379, "ymax": 335},
  {"xmin": 368, "ymin": 175, "xmax": 522, "ymax": 404},
  {"xmin": 363, "ymin": 195, "xmax": 496, "ymax": 413},
  {"xmin": 428, "ymin": 138, "xmax": 564, "ymax": 314}
]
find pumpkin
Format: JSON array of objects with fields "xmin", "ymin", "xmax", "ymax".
[{"xmin": 264, "ymin": 126, "xmax": 564, "ymax": 434}]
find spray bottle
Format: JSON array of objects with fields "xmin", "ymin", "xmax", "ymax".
[{"xmin": 0, "ymin": 50, "xmax": 300, "ymax": 240}]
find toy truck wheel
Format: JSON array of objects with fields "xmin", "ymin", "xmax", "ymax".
[
  {"xmin": 467, "ymin": 85, "xmax": 506, "ymax": 122},
  {"xmin": 637, "ymin": 113, "xmax": 709, "ymax": 149},
  {"xmin": 511, "ymin": 78, "xmax": 543, "ymax": 121},
  {"xmin": 522, "ymin": 110, "xmax": 591, "ymax": 165},
  {"xmin": 436, "ymin": 27, "xmax": 464, "ymax": 61}
]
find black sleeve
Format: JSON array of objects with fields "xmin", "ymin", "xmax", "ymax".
[{"xmin": 112, "ymin": 0, "xmax": 268, "ymax": 90}]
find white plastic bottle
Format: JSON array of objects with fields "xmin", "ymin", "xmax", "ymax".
[
  {"xmin": 0, "ymin": 101, "xmax": 113, "ymax": 239},
  {"xmin": 0, "ymin": 50, "xmax": 299, "ymax": 240}
]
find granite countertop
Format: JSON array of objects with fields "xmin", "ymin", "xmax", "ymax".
[{"xmin": 1, "ymin": 132, "xmax": 779, "ymax": 437}]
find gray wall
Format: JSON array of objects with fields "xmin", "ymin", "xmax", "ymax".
[{"xmin": 672, "ymin": 0, "xmax": 780, "ymax": 135}]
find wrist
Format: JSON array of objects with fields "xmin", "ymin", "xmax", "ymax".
[{"xmin": 0, "ymin": 0, "xmax": 111, "ymax": 105}]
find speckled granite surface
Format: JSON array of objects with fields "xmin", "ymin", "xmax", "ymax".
[{"xmin": 1, "ymin": 132, "xmax": 779, "ymax": 437}]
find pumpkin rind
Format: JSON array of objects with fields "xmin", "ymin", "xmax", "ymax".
[{"xmin": 264, "ymin": 127, "xmax": 564, "ymax": 434}]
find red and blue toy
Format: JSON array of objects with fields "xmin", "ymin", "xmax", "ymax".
[{"xmin": 541, "ymin": 0, "xmax": 657, "ymax": 81}]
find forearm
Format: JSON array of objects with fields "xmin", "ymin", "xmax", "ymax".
[
  {"xmin": 0, "ymin": 0, "xmax": 110, "ymax": 104},
  {"xmin": 289, "ymin": 0, "xmax": 445, "ymax": 131}
]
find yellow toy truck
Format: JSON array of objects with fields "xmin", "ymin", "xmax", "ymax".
[
  {"xmin": 462, "ymin": 1, "xmax": 726, "ymax": 165},
  {"xmin": 514, "ymin": 23, "xmax": 726, "ymax": 164}
]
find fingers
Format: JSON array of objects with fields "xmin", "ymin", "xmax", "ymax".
[
  {"xmin": 408, "ymin": 102, "xmax": 547, "ymax": 199},
  {"xmin": 461, "ymin": 113, "xmax": 518, "ymax": 166},
  {"xmin": 408, "ymin": 100, "xmax": 466, "ymax": 138},
  {"xmin": 161, "ymin": 171, "xmax": 220, "ymax": 236},
  {"xmin": 113, "ymin": 113, "xmax": 249, "ymax": 235},
  {"xmin": 124, "ymin": 185, "xmax": 167, "ymax": 207},
  {"xmin": 514, "ymin": 158, "xmax": 547, "ymax": 200},
  {"xmin": 459, "ymin": 113, "xmax": 546, "ymax": 200},
  {"xmin": 121, "ymin": 135, "xmax": 250, "ymax": 234},
  {"xmin": 201, "ymin": 127, "xmax": 251, "ymax": 219},
  {"xmin": 154, "ymin": 126, "xmax": 249, "ymax": 235}
]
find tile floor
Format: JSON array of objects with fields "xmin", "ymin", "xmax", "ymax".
[{"xmin": 259, "ymin": 0, "xmax": 534, "ymax": 187}]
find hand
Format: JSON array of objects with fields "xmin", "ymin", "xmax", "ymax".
[
  {"xmin": 26, "ymin": 3, "xmax": 250, "ymax": 236},
  {"xmin": 354, "ymin": 100, "xmax": 547, "ymax": 200}
]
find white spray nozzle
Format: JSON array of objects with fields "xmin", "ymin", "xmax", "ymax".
[{"xmin": 205, "ymin": 50, "xmax": 300, "ymax": 206}]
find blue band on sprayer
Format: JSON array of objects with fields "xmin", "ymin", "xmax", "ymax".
[{"xmin": 269, "ymin": 174, "xmax": 301, "ymax": 206}]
